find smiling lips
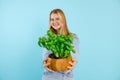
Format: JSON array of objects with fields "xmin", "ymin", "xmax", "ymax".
[{"xmin": 52, "ymin": 25, "xmax": 61, "ymax": 30}]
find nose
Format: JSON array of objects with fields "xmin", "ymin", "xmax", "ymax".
[
  {"xmin": 53, "ymin": 20, "xmax": 57, "ymax": 24},
  {"xmin": 53, "ymin": 19, "xmax": 57, "ymax": 23}
]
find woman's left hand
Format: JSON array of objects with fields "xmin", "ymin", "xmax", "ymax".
[{"xmin": 64, "ymin": 59, "xmax": 77, "ymax": 74}]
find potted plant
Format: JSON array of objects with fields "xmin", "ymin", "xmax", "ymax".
[{"xmin": 38, "ymin": 30, "xmax": 75, "ymax": 71}]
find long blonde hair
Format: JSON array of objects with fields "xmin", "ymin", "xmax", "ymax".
[{"xmin": 49, "ymin": 9, "xmax": 69, "ymax": 36}]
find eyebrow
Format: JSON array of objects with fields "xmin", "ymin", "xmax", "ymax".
[
  {"xmin": 50, "ymin": 18, "xmax": 54, "ymax": 21},
  {"xmin": 50, "ymin": 17, "xmax": 60, "ymax": 20}
]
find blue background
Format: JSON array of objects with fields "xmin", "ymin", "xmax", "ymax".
[{"xmin": 0, "ymin": 0, "xmax": 120, "ymax": 80}]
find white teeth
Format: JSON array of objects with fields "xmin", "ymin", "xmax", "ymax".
[{"xmin": 52, "ymin": 26, "xmax": 60, "ymax": 30}]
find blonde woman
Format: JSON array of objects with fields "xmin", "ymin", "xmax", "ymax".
[{"xmin": 42, "ymin": 9, "xmax": 79, "ymax": 80}]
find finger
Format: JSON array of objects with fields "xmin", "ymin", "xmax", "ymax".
[
  {"xmin": 69, "ymin": 62, "xmax": 76, "ymax": 67},
  {"xmin": 72, "ymin": 59, "xmax": 77, "ymax": 63},
  {"xmin": 44, "ymin": 58, "xmax": 48, "ymax": 62},
  {"xmin": 45, "ymin": 67, "xmax": 54, "ymax": 72},
  {"xmin": 43, "ymin": 59, "xmax": 50, "ymax": 64},
  {"xmin": 44, "ymin": 58, "xmax": 51, "ymax": 63},
  {"xmin": 69, "ymin": 60, "xmax": 76, "ymax": 66},
  {"xmin": 43, "ymin": 61, "xmax": 46, "ymax": 64},
  {"xmin": 72, "ymin": 59, "xmax": 76, "ymax": 62},
  {"xmin": 44, "ymin": 62, "xmax": 50, "ymax": 67},
  {"xmin": 67, "ymin": 66, "xmax": 73, "ymax": 70},
  {"xmin": 67, "ymin": 63, "xmax": 75, "ymax": 70},
  {"xmin": 69, "ymin": 62, "xmax": 74, "ymax": 66},
  {"xmin": 43, "ymin": 60, "xmax": 47, "ymax": 64},
  {"xmin": 43, "ymin": 60, "xmax": 48, "ymax": 64},
  {"xmin": 64, "ymin": 70, "xmax": 71, "ymax": 74}
]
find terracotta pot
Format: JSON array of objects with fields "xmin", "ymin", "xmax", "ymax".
[{"xmin": 46, "ymin": 54, "xmax": 72, "ymax": 72}]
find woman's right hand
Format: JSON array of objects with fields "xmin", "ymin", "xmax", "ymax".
[{"xmin": 43, "ymin": 58, "xmax": 54, "ymax": 72}]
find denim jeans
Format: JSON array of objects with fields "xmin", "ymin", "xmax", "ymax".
[{"xmin": 42, "ymin": 70, "xmax": 74, "ymax": 80}]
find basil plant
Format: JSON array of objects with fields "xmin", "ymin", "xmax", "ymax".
[{"xmin": 38, "ymin": 30, "xmax": 75, "ymax": 59}]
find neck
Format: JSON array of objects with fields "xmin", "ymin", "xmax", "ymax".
[{"xmin": 56, "ymin": 29, "xmax": 60, "ymax": 34}]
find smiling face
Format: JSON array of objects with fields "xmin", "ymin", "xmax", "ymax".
[
  {"xmin": 49, "ymin": 9, "xmax": 69, "ymax": 35},
  {"xmin": 50, "ymin": 13, "xmax": 61, "ymax": 30}
]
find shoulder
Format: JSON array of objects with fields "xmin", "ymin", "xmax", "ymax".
[
  {"xmin": 43, "ymin": 34, "xmax": 48, "ymax": 38},
  {"xmin": 71, "ymin": 33, "xmax": 79, "ymax": 39},
  {"xmin": 71, "ymin": 33, "xmax": 80, "ymax": 43}
]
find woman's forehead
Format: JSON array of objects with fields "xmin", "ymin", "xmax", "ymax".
[{"xmin": 50, "ymin": 13, "xmax": 59, "ymax": 18}]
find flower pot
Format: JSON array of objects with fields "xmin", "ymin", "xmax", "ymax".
[{"xmin": 46, "ymin": 54, "xmax": 72, "ymax": 72}]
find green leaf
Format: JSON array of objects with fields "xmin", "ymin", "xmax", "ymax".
[
  {"xmin": 72, "ymin": 49, "xmax": 76, "ymax": 53},
  {"xmin": 38, "ymin": 30, "xmax": 76, "ymax": 58}
]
